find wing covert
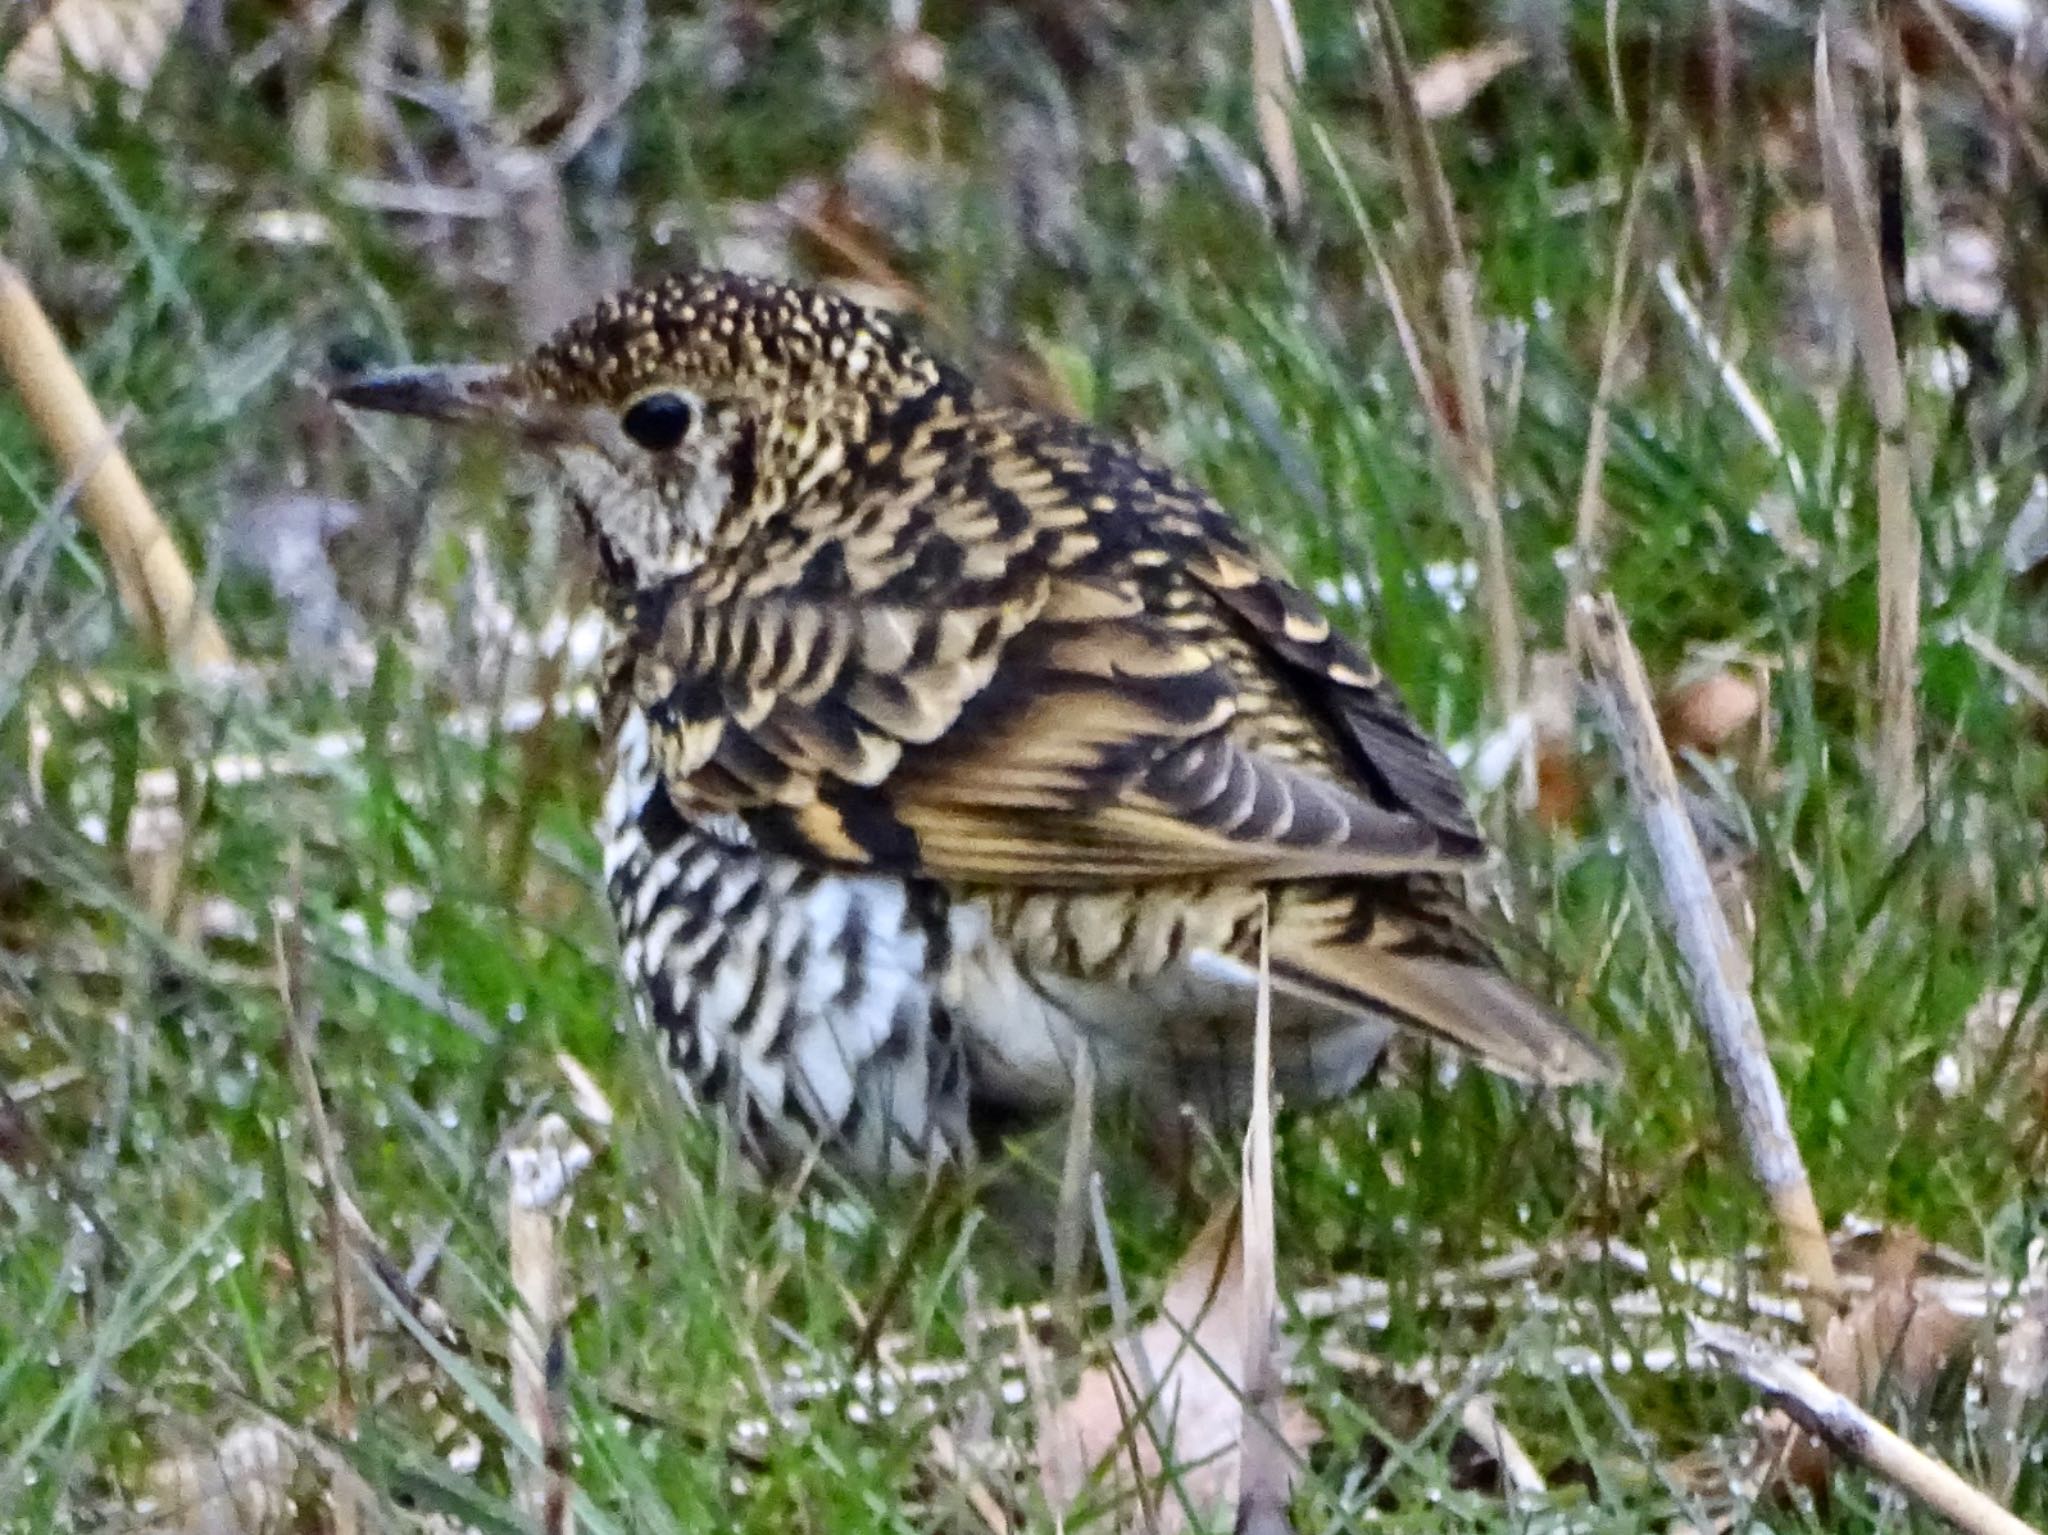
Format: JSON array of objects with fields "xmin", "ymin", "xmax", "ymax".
[{"xmin": 622, "ymin": 406, "xmax": 1486, "ymax": 885}]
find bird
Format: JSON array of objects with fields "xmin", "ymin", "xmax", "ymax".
[{"xmin": 333, "ymin": 270, "xmax": 1611, "ymax": 1180}]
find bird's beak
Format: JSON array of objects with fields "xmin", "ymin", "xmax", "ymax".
[{"xmin": 328, "ymin": 363, "xmax": 518, "ymax": 426}]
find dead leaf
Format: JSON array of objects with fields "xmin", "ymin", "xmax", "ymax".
[
  {"xmin": 1038, "ymin": 1207, "xmax": 1321, "ymax": 1532},
  {"xmin": 4, "ymin": 0, "xmax": 185, "ymax": 101},
  {"xmin": 1412, "ymin": 39, "xmax": 1530, "ymax": 120},
  {"xmin": 1817, "ymin": 1231, "xmax": 1968, "ymax": 1403},
  {"xmin": 141, "ymin": 1421, "xmax": 300, "ymax": 1535},
  {"xmin": 1989, "ymin": 1241, "xmax": 2048, "ymax": 1501},
  {"xmin": 1935, "ymin": 985, "xmax": 2044, "ymax": 1103},
  {"xmin": 1756, "ymin": 1228, "xmax": 1968, "ymax": 1500},
  {"xmin": 1526, "ymin": 649, "xmax": 1584, "ymax": 829},
  {"xmin": 1662, "ymin": 670, "xmax": 1762, "ymax": 755}
]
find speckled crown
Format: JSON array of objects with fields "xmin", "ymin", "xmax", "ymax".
[{"xmin": 514, "ymin": 271, "xmax": 960, "ymax": 408}]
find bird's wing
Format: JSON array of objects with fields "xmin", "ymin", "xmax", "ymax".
[
  {"xmin": 625, "ymin": 415, "xmax": 1484, "ymax": 886},
  {"xmin": 1174, "ymin": 537, "xmax": 1485, "ymax": 849}
]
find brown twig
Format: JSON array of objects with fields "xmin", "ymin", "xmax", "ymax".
[
  {"xmin": 1695, "ymin": 1321, "xmax": 2041, "ymax": 1535},
  {"xmin": 1817, "ymin": 23, "xmax": 1923, "ymax": 843},
  {"xmin": 0, "ymin": 258, "xmax": 232, "ymax": 668},
  {"xmin": 1573, "ymin": 594, "xmax": 1839, "ymax": 1332}
]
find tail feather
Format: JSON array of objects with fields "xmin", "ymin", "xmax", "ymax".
[{"xmin": 1270, "ymin": 942, "xmax": 1614, "ymax": 1087}]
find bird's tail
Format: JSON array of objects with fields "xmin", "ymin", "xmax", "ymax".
[{"xmin": 1267, "ymin": 881, "xmax": 1614, "ymax": 1088}]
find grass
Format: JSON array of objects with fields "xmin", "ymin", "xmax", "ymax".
[{"xmin": 4, "ymin": 0, "xmax": 2048, "ymax": 1529}]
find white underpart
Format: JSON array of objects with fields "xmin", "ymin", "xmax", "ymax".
[{"xmin": 602, "ymin": 708, "xmax": 956, "ymax": 1174}]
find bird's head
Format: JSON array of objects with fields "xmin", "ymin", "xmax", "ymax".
[{"xmin": 331, "ymin": 271, "xmax": 964, "ymax": 589}]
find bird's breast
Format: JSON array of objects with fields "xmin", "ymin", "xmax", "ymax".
[{"xmin": 601, "ymin": 707, "xmax": 970, "ymax": 1175}]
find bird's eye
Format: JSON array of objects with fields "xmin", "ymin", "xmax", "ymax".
[{"xmin": 620, "ymin": 392, "xmax": 695, "ymax": 452}]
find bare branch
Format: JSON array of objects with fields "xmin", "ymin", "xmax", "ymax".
[
  {"xmin": 1696, "ymin": 1320, "xmax": 2042, "ymax": 1535},
  {"xmin": 1573, "ymin": 593, "xmax": 1838, "ymax": 1329}
]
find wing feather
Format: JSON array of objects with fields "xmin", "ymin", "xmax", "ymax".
[{"xmin": 625, "ymin": 408, "xmax": 1487, "ymax": 886}]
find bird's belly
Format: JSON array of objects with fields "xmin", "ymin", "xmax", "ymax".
[
  {"xmin": 943, "ymin": 896, "xmax": 1393, "ymax": 1128},
  {"xmin": 602, "ymin": 710, "xmax": 968, "ymax": 1177}
]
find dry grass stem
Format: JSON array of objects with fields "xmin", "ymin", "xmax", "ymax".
[
  {"xmin": 0, "ymin": 257, "xmax": 232, "ymax": 668},
  {"xmin": 1053, "ymin": 1044, "xmax": 1099, "ymax": 1306},
  {"xmin": 1043, "ymin": 1203, "xmax": 1315, "ymax": 1533},
  {"xmin": 1358, "ymin": 0, "xmax": 1526, "ymax": 744},
  {"xmin": 758, "ymin": 1226, "xmax": 2043, "ymax": 1472},
  {"xmin": 1695, "ymin": 1321, "xmax": 2042, "ymax": 1535},
  {"xmin": 1236, "ymin": 900, "xmax": 1291, "ymax": 1533},
  {"xmin": 1573, "ymin": 593, "xmax": 1839, "ymax": 1327},
  {"xmin": 1958, "ymin": 621, "xmax": 2048, "ymax": 713},
  {"xmin": 1086, "ymin": 1170, "xmax": 1169, "ymax": 1533},
  {"xmin": 1249, "ymin": 0, "xmax": 1305, "ymax": 223},
  {"xmin": 1458, "ymin": 1394, "xmax": 1546, "ymax": 1498},
  {"xmin": 1568, "ymin": 156, "xmax": 1651, "ymax": 634},
  {"xmin": 1816, "ymin": 24, "xmax": 1923, "ymax": 843},
  {"xmin": 1653, "ymin": 260, "xmax": 1808, "ymax": 500},
  {"xmin": 927, "ymin": 1423, "xmax": 1014, "ymax": 1535},
  {"xmin": 272, "ymin": 894, "xmax": 363, "ymax": 1535},
  {"xmin": 507, "ymin": 1113, "xmax": 590, "ymax": 1535}
]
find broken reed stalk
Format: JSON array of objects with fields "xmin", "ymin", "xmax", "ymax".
[
  {"xmin": 1695, "ymin": 1321, "xmax": 2043, "ymax": 1535},
  {"xmin": 507, "ymin": 1116, "xmax": 584, "ymax": 1535},
  {"xmin": 1358, "ymin": 0, "xmax": 1526, "ymax": 744},
  {"xmin": 0, "ymin": 257, "xmax": 232, "ymax": 668},
  {"xmin": 1572, "ymin": 594, "xmax": 1839, "ymax": 1331},
  {"xmin": 1816, "ymin": 25, "xmax": 1922, "ymax": 844},
  {"xmin": 1236, "ymin": 900, "xmax": 1290, "ymax": 1533}
]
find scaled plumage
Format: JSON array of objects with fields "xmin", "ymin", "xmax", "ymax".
[{"xmin": 336, "ymin": 271, "xmax": 1611, "ymax": 1177}]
